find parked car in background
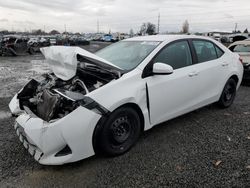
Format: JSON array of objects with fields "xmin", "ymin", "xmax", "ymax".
[
  {"xmin": 228, "ymin": 40, "xmax": 250, "ymax": 82},
  {"xmin": 49, "ymin": 38, "xmax": 57, "ymax": 45},
  {"xmin": 0, "ymin": 35, "xmax": 35, "ymax": 56},
  {"xmin": 28, "ymin": 37, "xmax": 39, "ymax": 46},
  {"xmin": 102, "ymin": 34, "xmax": 117, "ymax": 42},
  {"xmin": 9, "ymin": 35, "xmax": 243, "ymax": 165},
  {"xmin": 69, "ymin": 37, "xmax": 90, "ymax": 46},
  {"xmin": 28, "ymin": 37, "xmax": 50, "ymax": 47},
  {"xmin": 27, "ymin": 37, "xmax": 50, "ymax": 53}
]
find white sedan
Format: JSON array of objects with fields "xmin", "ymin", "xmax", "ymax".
[
  {"xmin": 228, "ymin": 40, "xmax": 250, "ymax": 81},
  {"xmin": 9, "ymin": 35, "xmax": 243, "ymax": 165}
]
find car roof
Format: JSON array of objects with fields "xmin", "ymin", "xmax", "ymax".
[
  {"xmin": 124, "ymin": 34, "xmax": 212, "ymax": 42},
  {"xmin": 229, "ymin": 40, "xmax": 250, "ymax": 46}
]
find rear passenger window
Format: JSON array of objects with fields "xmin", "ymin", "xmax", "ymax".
[
  {"xmin": 193, "ymin": 40, "xmax": 218, "ymax": 63},
  {"xmin": 154, "ymin": 41, "xmax": 192, "ymax": 70},
  {"xmin": 215, "ymin": 46, "xmax": 224, "ymax": 58}
]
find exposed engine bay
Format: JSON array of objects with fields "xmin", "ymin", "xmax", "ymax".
[{"xmin": 17, "ymin": 65, "xmax": 118, "ymax": 122}]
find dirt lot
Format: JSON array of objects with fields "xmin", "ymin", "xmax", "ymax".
[{"xmin": 0, "ymin": 42, "xmax": 249, "ymax": 187}]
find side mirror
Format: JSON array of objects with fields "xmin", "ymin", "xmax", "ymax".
[{"xmin": 152, "ymin": 62, "xmax": 173, "ymax": 75}]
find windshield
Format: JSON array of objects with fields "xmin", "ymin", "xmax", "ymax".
[
  {"xmin": 233, "ymin": 44, "xmax": 250, "ymax": 52},
  {"xmin": 95, "ymin": 41, "xmax": 160, "ymax": 70}
]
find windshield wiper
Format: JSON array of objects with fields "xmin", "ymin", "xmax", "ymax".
[{"xmin": 84, "ymin": 64, "xmax": 121, "ymax": 78}]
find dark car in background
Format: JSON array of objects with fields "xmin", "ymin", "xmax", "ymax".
[
  {"xmin": 69, "ymin": 36, "xmax": 90, "ymax": 46},
  {"xmin": 0, "ymin": 35, "xmax": 35, "ymax": 56}
]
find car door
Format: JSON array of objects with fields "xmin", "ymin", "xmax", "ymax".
[
  {"xmin": 14, "ymin": 39, "xmax": 27, "ymax": 54},
  {"xmin": 190, "ymin": 39, "xmax": 228, "ymax": 104},
  {"xmin": 144, "ymin": 40, "xmax": 201, "ymax": 125}
]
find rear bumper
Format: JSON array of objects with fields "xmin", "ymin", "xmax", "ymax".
[{"xmin": 243, "ymin": 65, "xmax": 250, "ymax": 81}]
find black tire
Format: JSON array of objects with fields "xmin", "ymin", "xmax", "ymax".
[
  {"xmin": 94, "ymin": 107, "xmax": 141, "ymax": 156},
  {"xmin": 218, "ymin": 78, "xmax": 237, "ymax": 108},
  {"xmin": 28, "ymin": 47, "xmax": 35, "ymax": 55}
]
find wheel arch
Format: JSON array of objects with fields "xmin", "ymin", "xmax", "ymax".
[
  {"xmin": 229, "ymin": 74, "xmax": 239, "ymax": 85},
  {"xmin": 227, "ymin": 73, "xmax": 242, "ymax": 90}
]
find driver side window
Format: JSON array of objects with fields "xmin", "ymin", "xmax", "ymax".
[{"xmin": 154, "ymin": 40, "xmax": 192, "ymax": 69}]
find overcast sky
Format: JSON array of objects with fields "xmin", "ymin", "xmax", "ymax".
[{"xmin": 0, "ymin": 0, "xmax": 249, "ymax": 33}]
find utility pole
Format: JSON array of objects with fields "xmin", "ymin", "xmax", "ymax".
[
  {"xmin": 157, "ymin": 13, "xmax": 160, "ymax": 34},
  {"xmin": 234, "ymin": 23, "xmax": 238, "ymax": 33},
  {"xmin": 64, "ymin": 24, "xmax": 67, "ymax": 33},
  {"xmin": 97, "ymin": 20, "xmax": 99, "ymax": 33}
]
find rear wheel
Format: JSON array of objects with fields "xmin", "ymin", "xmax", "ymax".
[
  {"xmin": 218, "ymin": 78, "xmax": 237, "ymax": 108},
  {"xmin": 94, "ymin": 107, "xmax": 141, "ymax": 156}
]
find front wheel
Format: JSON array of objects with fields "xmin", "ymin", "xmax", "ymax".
[
  {"xmin": 218, "ymin": 78, "xmax": 237, "ymax": 108},
  {"xmin": 94, "ymin": 107, "xmax": 141, "ymax": 156}
]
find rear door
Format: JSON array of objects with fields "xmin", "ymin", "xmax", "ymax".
[{"xmin": 190, "ymin": 39, "xmax": 228, "ymax": 103}]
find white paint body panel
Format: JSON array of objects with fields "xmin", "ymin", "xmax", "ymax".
[{"xmin": 9, "ymin": 35, "xmax": 243, "ymax": 165}]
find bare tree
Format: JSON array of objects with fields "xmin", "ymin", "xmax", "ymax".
[
  {"xmin": 140, "ymin": 23, "xmax": 147, "ymax": 35},
  {"xmin": 182, "ymin": 20, "xmax": 189, "ymax": 34},
  {"xmin": 129, "ymin": 29, "xmax": 134, "ymax": 37},
  {"xmin": 146, "ymin": 22, "xmax": 156, "ymax": 35},
  {"xmin": 140, "ymin": 22, "xmax": 156, "ymax": 35},
  {"xmin": 243, "ymin": 28, "xmax": 248, "ymax": 33},
  {"xmin": 32, "ymin": 29, "xmax": 45, "ymax": 35}
]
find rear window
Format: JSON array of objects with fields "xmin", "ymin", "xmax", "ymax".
[
  {"xmin": 192, "ymin": 40, "xmax": 224, "ymax": 63},
  {"xmin": 215, "ymin": 46, "xmax": 224, "ymax": 57},
  {"xmin": 233, "ymin": 44, "xmax": 250, "ymax": 52}
]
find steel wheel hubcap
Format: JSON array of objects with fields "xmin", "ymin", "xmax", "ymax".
[{"xmin": 111, "ymin": 116, "xmax": 131, "ymax": 144}]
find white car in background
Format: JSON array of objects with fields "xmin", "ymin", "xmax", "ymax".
[
  {"xmin": 228, "ymin": 40, "xmax": 250, "ymax": 82},
  {"xmin": 9, "ymin": 35, "xmax": 243, "ymax": 165}
]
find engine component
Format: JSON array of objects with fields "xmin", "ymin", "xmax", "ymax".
[
  {"xmin": 36, "ymin": 90, "xmax": 60, "ymax": 121},
  {"xmin": 17, "ymin": 63, "xmax": 115, "ymax": 122},
  {"xmin": 54, "ymin": 89, "xmax": 85, "ymax": 101}
]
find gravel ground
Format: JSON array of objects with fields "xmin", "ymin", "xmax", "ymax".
[{"xmin": 0, "ymin": 42, "xmax": 249, "ymax": 187}]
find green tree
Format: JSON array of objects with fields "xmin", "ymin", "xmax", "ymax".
[{"xmin": 49, "ymin": 30, "xmax": 60, "ymax": 35}]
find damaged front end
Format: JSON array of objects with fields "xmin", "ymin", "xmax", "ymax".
[
  {"xmin": 17, "ymin": 69, "xmax": 113, "ymax": 122},
  {"xmin": 16, "ymin": 46, "xmax": 123, "ymax": 121},
  {"xmin": 9, "ymin": 46, "xmax": 123, "ymax": 164}
]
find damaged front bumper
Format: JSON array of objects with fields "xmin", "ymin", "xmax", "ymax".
[
  {"xmin": 9, "ymin": 94, "xmax": 102, "ymax": 165},
  {"xmin": 14, "ymin": 117, "xmax": 44, "ymax": 161}
]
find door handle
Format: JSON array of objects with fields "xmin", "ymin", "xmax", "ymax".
[
  {"xmin": 222, "ymin": 62, "xmax": 229, "ymax": 67},
  {"xmin": 188, "ymin": 71, "xmax": 199, "ymax": 77}
]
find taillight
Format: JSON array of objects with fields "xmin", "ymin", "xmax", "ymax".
[{"xmin": 239, "ymin": 57, "xmax": 243, "ymax": 64}]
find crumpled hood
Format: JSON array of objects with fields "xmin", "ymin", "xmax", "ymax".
[{"xmin": 40, "ymin": 46, "xmax": 121, "ymax": 80}]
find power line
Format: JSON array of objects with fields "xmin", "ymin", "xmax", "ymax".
[
  {"xmin": 97, "ymin": 20, "xmax": 99, "ymax": 33},
  {"xmin": 234, "ymin": 23, "xmax": 238, "ymax": 32}
]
